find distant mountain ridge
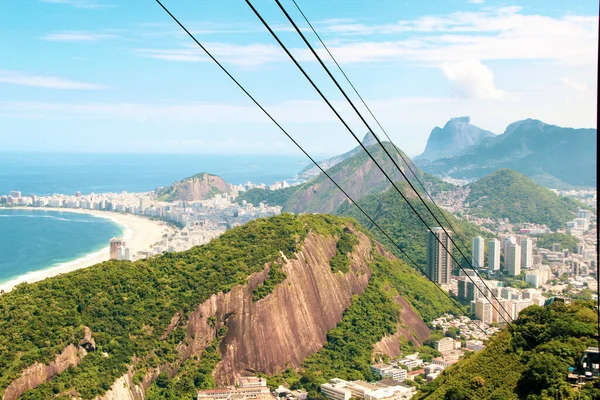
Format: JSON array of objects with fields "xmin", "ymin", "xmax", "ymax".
[
  {"xmin": 417, "ymin": 118, "xmax": 597, "ymax": 188},
  {"xmin": 298, "ymin": 131, "xmax": 379, "ymax": 179},
  {"xmin": 415, "ymin": 116, "xmax": 495, "ymax": 162}
]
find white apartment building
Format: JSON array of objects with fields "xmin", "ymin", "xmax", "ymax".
[
  {"xmin": 506, "ymin": 243, "xmax": 521, "ymax": 276},
  {"xmin": 488, "ymin": 239, "xmax": 501, "ymax": 271},
  {"xmin": 472, "ymin": 236, "xmax": 485, "ymax": 268},
  {"xmin": 435, "ymin": 337, "xmax": 456, "ymax": 353},
  {"xmin": 520, "ymin": 238, "xmax": 533, "ymax": 269}
]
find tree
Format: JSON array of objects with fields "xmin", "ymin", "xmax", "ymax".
[
  {"xmin": 156, "ymin": 372, "xmax": 170, "ymax": 389},
  {"xmin": 444, "ymin": 387, "xmax": 471, "ymax": 400},
  {"xmin": 517, "ymin": 353, "xmax": 567, "ymax": 395}
]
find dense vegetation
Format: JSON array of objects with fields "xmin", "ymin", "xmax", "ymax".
[
  {"xmin": 329, "ymin": 228, "xmax": 360, "ymax": 273},
  {"xmin": 417, "ymin": 301, "xmax": 599, "ymax": 399},
  {"xmin": 0, "ymin": 214, "xmax": 335, "ymax": 399},
  {"xmin": 465, "ymin": 169, "xmax": 583, "ymax": 230},
  {"xmin": 235, "ymin": 186, "xmax": 297, "ymax": 207},
  {"xmin": 252, "ymin": 263, "xmax": 287, "ymax": 302},
  {"xmin": 336, "ymin": 182, "xmax": 489, "ymax": 271},
  {"xmin": 145, "ymin": 327, "xmax": 227, "ymax": 399},
  {"xmin": 535, "ymin": 232, "xmax": 580, "ymax": 252}
]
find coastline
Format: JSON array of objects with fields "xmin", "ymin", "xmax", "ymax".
[{"xmin": 0, "ymin": 207, "xmax": 169, "ymax": 293}]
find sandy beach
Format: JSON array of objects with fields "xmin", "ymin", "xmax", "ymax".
[{"xmin": 0, "ymin": 208, "xmax": 169, "ymax": 293}]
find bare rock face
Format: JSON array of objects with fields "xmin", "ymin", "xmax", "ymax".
[
  {"xmin": 214, "ymin": 231, "xmax": 372, "ymax": 384},
  {"xmin": 176, "ymin": 230, "xmax": 372, "ymax": 385},
  {"xmin": 100, "ymin": 371, "xmax": 144, "ymax": 400},
  {"xmin": 373, "ymin": 296, "xmax": 430, "ymax": 359},
  {"xmin": 80, "ymin": 326, "xmax": 96, "ymax": 352},
  {"xmin": 2, "ymin": 344, "xmax": 87, "ymax": 400}
]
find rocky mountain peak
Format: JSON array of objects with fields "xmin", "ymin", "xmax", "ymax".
[{"xmin": 416, "ymin": 116, "xmax": 495, "ymax": 162}]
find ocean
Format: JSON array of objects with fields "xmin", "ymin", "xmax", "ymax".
[
  {"xmin": 0, "ymin": 208, "xmax": 123, "ymax": 286},
  {"xmin": 0, "ymin": 152, "xmax": 311, "ymax": 196},
  {"xmin": 0, "ymin": 152, "xmax": 310, "ymax": 288}
]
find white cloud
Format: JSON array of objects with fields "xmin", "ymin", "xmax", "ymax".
[
  {"xmin": 442, "ymin": 59, "xmax": 504, "ymax": 99},
  {"xmin": 468, "ymin": 0, "xmax": 484, "ymax": 4},
  {"xmin": 560, "ymin": 77, "xmax": 590, "ymax": 93},
  {"xmin": 40, "ymin": 0, "xmax": 105, "ymax": 8},
  {"xmin": 41, "ymin": 31, "xmax": 115, "ymax": 42},
  {"xmin": 0, "ymin": 70, "xmax": 105, "ymax": 90},
  {"xmin": 305, "ymin": 7, "xmax": 597, "ymax": 67},
  {"xmin": 136, "ymin": 42, "xmax": 286, "ymax": 67}
]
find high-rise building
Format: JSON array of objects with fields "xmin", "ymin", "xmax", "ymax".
[
  {"xmin": 139, "ymin": 198, "xmax": 149, "ymax": 214},
  {"xmin": 427, "ymin": 227, "xmax": 453, "ymax": 285},
  {"xmin": 520, "ymin": 238, "xmax": 533, "ymax": 269},
  {"xmin": 472, "ymin": 236, "xmax": 485, "ymax": 269},
  {"xmin": 577, "ymin": 209, "xmax": 591, "ymax": 222},
  {"xmin": 503, "ymin": 236, "xmax": 517, "ymax": 259},
  {"xmin": 488, "ymin": 239, "xmax": 501, "ymax": 271},
  {"xmin": 109, "ymin": 238, "xmax": 126, "ymax": 260},
  {"xmin": 506, "ymin": 243, "xmax": 521, "ymax": 276}
]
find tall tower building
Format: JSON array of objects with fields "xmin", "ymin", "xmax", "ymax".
[
  {"xmin": 503, "ymin": 236, "xmax": 517, "ymax": 259},
  {"xmin": 506, "ymin": 243, "xmax": 521, "ymax": 276},
  {"xmin": 488, "ymin": 239, "xmax": 501, "ymax": 271},
  {"xmin": 472, "ymin": 236, "xmax": 485, "ymax": 269},
  {"xmin": 520, "ymin": 238, "xmax": 533, "ymax": 269},
  {"xmin": 427, "ymin": 227, "xmax": 453, "ymax": 285},
  {"xmin": 109, "ymin": 238, "xmax": 126, "ymax": 260}
]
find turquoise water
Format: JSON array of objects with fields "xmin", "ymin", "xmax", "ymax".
[{"xmin": 0, "ymin": 209, "xmax": 123, "ymax": 285}]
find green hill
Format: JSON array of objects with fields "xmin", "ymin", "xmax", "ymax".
[
  {"xmin": 465, "ymin": 169, "xmax": 583, "ymax": 230},
  {"xmin": 156, "ymin": 172, "xmax": 231, "ymax": 202},
  {"xmin": 416, "ymin": 301, "xmax": 599, "ymax": 400},
  {"xmin": 0, "ymin": 214, "xmax": 457, "ymax": 399},
  {"xmin": 283, "ymin": 142, "xmax": 450, "ymax": 214}
]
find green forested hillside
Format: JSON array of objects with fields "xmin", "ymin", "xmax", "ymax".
[
  {"xmin": 235, "ymin": 185, "xmax": 297, "ymax": 207},
  {"xmin": 416, "ymin": 301, "xmax": 599, "ymax": 400},
  {"xmin": 0, "ymin": 213, "xmax": 458, "ymax": 399},
  {"xmin": 282, "ymin": 142, "xmax": 445, "ymax": 214},
  {"xmin": 0, "ymin": 214, "xmax": 334, "ymax": 399},
  {"xmin": 465, "ymin": 169, "xmax": 582, "ymax": 230},
  {"xmin": 336, "ymin": 182, "xmax": 489, "ymax": 269}
]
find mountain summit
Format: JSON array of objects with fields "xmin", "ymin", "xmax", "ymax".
[
  {"xmin": 418, "ymin": 119, "xmax": 597, "ymax": 188},
  {"xmin": 416, "ymin": 116, "xmax": 495, "ymax": 162},
  {"xmin": 298, "ymin": 131, "xmax": 381, "ymax": 179}
]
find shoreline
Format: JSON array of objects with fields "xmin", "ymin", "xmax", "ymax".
[{"xmin": 0, "ymin": 207, "xmax": 169, "ymax": 293}]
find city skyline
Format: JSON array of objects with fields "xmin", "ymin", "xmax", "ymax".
[{"xmin": 0, "ymin": 0, "xmax": 597, "ymax": 156}]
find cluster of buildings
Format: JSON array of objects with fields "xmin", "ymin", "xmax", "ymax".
[
  {"xmin": 197, "ymin": 377, "xmax": 277, "ymax": 400},
  {"xmin": 235, "ymin": 180, "xmax": 295, "ymax": 192},
  {"xmin": 566, "ymin": 209, "xmax": 593, "ymax": 236},
  {"xmin": 321, "ymin": 378, "xmax": 416, "ymax": 400},
  {"xmin": 550, "ymin": 189, "xmax": 596, "ymax": 208},
  {"xmin": 426, "ymin": 214, "xmax": 597, "ymax": 325}
]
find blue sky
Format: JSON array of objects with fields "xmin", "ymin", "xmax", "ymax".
[{"xmin": 0, "ymin": 0, "xmax": 597, "ymax": 157}]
